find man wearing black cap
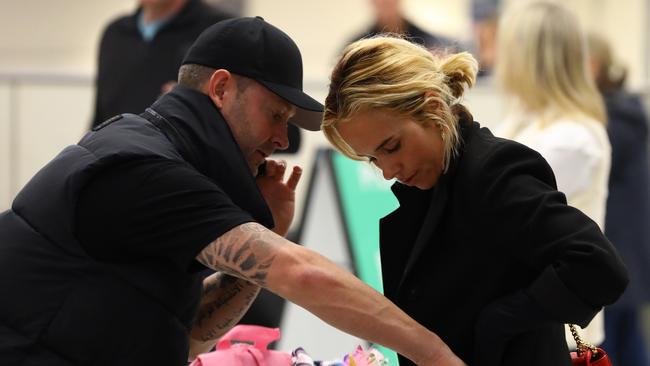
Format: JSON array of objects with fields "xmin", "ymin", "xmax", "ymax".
[{"xmin": 0, "ymin": 17, "xmax": 464, "ymax": 366}]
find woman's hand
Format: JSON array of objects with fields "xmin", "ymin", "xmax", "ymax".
[
  {"xmin": 419, "ymin": 342, "xmax": 468, "ymax": 366},
  {"xmin": 255, "ymin": 159, "xmax": 302, "ymax": 236}
]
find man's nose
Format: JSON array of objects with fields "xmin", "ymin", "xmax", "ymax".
[{"xmin": 272, "ymin": 124, "xmax": 290, "ymax": 151}]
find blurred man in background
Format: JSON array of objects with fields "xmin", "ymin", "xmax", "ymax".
[
  {"xmin": 347, "ymin": 0, "xmax": 453, "ymax": 51},
  {"xmin": 91, "ymin": 0, "xmax": 231, "ymax": 128}
]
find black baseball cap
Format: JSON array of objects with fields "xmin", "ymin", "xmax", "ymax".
[{"xmin": 182, "ymin": 16, "xmax": 323, "ymax": 131}]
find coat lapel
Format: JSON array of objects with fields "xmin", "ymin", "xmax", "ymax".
[
  {"xmin": 390, "ymin": 118, "xmax": 473, "ymax": 293},
  {"xmin": 396, "ymin": 178, "xmax": 450, "ymax": 289}
]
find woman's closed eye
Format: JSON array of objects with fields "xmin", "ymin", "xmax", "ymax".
[{"xmin": 384, "ymin": 141, "xmax": 401, "ymax": 153}]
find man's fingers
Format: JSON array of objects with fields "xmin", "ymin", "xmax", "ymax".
[
  {"xmin": 264, "ymin": 160, "xmax": 276, "ymax": 177},
  {"xmin": 286, "ymin": 166, "xmax": 302, "ymax": 190},
  {"xmin": 276, "ymin": 160, "xmax": 287, "ymax": 181}
]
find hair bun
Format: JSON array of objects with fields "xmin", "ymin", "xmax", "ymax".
[{"xmin": 438, "ymin": 52, "xmax": 478, "ymax": 99}]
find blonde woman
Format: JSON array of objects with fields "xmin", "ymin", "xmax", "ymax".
[
  {"xmin": 496, "ymin": 1, "xmax": 611, "ymax": 347},
  {"xmin": 322, "ymin": 35, "xmax": 628, "ymax": 366}
]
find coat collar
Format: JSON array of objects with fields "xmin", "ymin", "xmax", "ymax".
[
  {"xmin": 392, "ymin": 169, "xmax": 452, "ymax": 290},
  {"xmin": 389, "ymin": 116, "xmax": 477, "ymax": 290},
  {"xmin": 147, "ymin": 85, "xmax": 274, "ymax": 228}
]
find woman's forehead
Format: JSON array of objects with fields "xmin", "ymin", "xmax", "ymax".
[{"xmin": 337, "ymin": 110, "xmax": 400, "ymax": 153}]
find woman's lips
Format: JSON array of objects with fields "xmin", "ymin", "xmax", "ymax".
[{"xmin": 401, "ymin": 171, "xmax": 417, "ymax": 185}]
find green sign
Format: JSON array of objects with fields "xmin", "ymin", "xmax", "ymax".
[{"xmin": 330, "ymin": 150, "xmax": 400, "ymax": 365}]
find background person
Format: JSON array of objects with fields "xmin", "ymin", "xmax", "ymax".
[
  {"xmin": 91, "ymin": 0, "xmax": 231, "ymax": 128},
  {"xmin": 495, "ymin": 1, "xmax": 611, "ymax": 346},
  {"xmin": 347, "ymin": 0, "xmax": 454, "ymax": 51},
  {"xmin": 588, "ymin": 33, "xmax": 650, "ymax": 366}
]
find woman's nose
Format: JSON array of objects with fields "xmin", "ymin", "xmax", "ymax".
[{"xmin": 377, "ymin": 158, "xmax": 399, "ymax": 181}]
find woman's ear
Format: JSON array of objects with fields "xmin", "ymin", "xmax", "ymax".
[{"xmin": 206, "ymin": 69, "xmax": 232, "ymax": 109}]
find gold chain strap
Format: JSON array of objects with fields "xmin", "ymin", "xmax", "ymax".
[{"xmin": 569, "ymin": 324, "xmax": 599, "ymax": 355}]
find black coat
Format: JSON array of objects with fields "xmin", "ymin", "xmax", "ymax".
[
  {"xmin": 604, "ymin": 90, "xmax": 650, "ymax": 306},
  {"xmin": 380, "ymin": 121, "xmax": 628, "ymax": 366}
]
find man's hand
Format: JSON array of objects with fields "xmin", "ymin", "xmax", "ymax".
[{"xmin": 256, "ymin": 160, "xmax": 302, "ymax": 236}]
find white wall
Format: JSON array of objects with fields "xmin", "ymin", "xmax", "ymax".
[{"xmin": 0, "ymin": 1, "xmax": 133, "ymax": 73}]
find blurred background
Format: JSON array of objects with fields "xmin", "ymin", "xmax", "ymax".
[
  {"xmin": 1, "ymin": 0, "xmax": 649, "ymax": 362},
  {"xmin": 0, "ymin": 0, "xmax": 648, "ymax": 213}
]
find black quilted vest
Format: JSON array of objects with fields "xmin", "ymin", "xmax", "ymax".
[{"xmin": 0, "ymin": 86, "xmax": 273, "ymax": 366}]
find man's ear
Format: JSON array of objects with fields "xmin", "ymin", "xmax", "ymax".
[{"xmin": 206, "ymin": 69, "xmax": 233, "ymax": 109}]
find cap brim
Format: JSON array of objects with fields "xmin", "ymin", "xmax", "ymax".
[{"xmin": 258, "ymin": 80, "xmax": 324, "ymax": 131}]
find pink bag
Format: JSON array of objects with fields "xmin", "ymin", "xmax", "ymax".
[{"xmin": 190, "ymin": 325, "xmax": 291, "ymax": 366}]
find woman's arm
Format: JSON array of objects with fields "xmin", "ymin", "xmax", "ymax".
[{"xmin": 470, "ymin": 141, "xmax": 628, "ymax": 365}]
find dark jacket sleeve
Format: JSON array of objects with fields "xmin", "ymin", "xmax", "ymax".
[
  {"xmin": 482, "ymin": 142, "xmax": 628, "ymax": 320},
  {"xmin": 472, "ymin": 141, "xmax": 628, "ymax": 364}
]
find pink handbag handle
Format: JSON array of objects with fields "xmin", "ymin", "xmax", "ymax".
[{"xmin": 216, "ymin": 325, "xmax": 281, "ymax": 351}]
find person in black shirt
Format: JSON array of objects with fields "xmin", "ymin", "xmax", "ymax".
[
  {"xmin": 0, "ymin": 17, "xmax": 464, "ymax": 366},
  {"xmin": 92, "ymin": 0, "xmax": 231, "ymax": 128}
]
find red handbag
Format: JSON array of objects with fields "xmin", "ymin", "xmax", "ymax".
[{"xmin": 569, "ymin": 324, "xmax": 612, "ymax": 366}]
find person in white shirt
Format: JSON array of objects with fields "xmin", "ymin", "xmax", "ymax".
[{"xmin": 495, "ymin": 1, "xmax": 610, "ymax": 347}]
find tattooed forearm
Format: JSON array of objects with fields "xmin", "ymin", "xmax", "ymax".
[
  {"xmin": 191, "ymin": 272, "xmax": 261, "ymax": 342},
  {"xmin": 197, "ymin": 288, "xmax": 259, "ymax": 342},
  {"xmin": 196, "ymin": 222, "xmax": 279, "ymax": 287},
  {"xmin": 194, "ymin": 278, "xmax": 245, "ymax": 328},
  {"xmin": 191, "ymin": 223, "xmax": 286, "ymax": 344}
]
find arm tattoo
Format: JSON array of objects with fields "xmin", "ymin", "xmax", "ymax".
[
  {"xmin": 196, "ymin": 282, "xmax": 259, "ymax": 342},
  {"xmin": 197, "ymin": 223, "xmax": 278, "ymax": 287},
  {"xmin": 192, "ymin": 273, "xmax": 261, "ymax": 342}
]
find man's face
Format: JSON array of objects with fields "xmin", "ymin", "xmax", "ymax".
[{"xmin": 220, "ymin": 79, "xmax": 296, "ymax": 175}]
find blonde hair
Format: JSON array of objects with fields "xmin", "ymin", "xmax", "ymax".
[
  {"xmin": 322, "ymin": 35, "xmax": 478, "ymax": 171},
  {"xmin": 496, "ymin": 1, "xmax": 605, "ymax": 124}
]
